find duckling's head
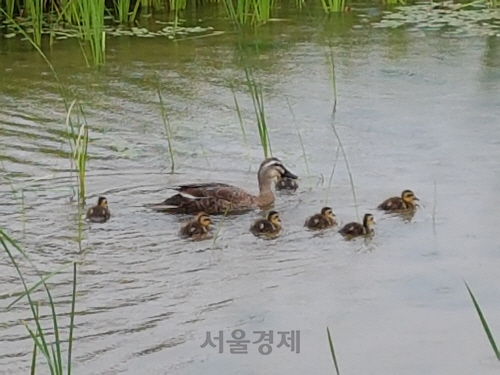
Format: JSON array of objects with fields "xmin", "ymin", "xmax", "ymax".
[
  {"xmin": 196, "ymin": 212, "xmax": 212, "ymax": 228},
  {"xmin": 266, "ymin": 210, "xmax": 281, "ymax": 227},
  {"xmin": 321, "ymin": 207, "xmax": 335, "ymax": 220},
  {"xmin": 259, "ymin": 158, "xmax": 298, "ymax": 184},
  {"xmin": 98, "ymin": 197, "xmax": 108, "ymax": 208},
  {"xmin": 363, "ymin": 213, "xmax": 375, "ymax": 228},
  {"xmin": 401, "ymin": 190, "xmax": 419, "ymax": 204}
]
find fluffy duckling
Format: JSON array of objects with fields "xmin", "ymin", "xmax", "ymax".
[
  {"xmin": 275, "ymin": 177, "xmax": 298, "ymax": 192},
  {"xmin": 378, "ymin": 190, "xmax": 419, "ymax": 211},
  {"xmin": 339, "ymin": 213, "xmax": 375, "ymax": 239},
  {"xmin": 86, "ymin": 197, "xmax": 111, "ymax": 223},
  {"xmin": 250, "ymin": 210, "xmax": 282, "ymax": 236},
  {"xmin": 305, "ymin": 207, "xmax": 337, "ymax": 230},
  {"xmin": 180, "ymin": 212, "xmax": 212, "ymax": 240}
]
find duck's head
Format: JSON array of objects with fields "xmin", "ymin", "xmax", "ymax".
[
  {"xmin": 196, "ymin": 212, "xmax": 212, "ymax": 228},
  {"xmin": 98, "ymin": 197, "xmax": 108, "ymax": 208},
  {"xmin": 401, "ymin": 190, "xmax": 419, "ymax": 205},
  {"xmin": 267, "ymin": 210, "xmax": 281, "ymax": 227},
  {"xmin": 363, "ymin": 213, "xmax": 375, "ymax": 229},
  {"xmin": 259, "ymin": 157, "xmax": 298, "ymax": 184},
  {"xmin": 321, "ymin": 207, "xmax": 336, "ymax": 220}
]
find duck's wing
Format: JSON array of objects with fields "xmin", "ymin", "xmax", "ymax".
[
  {"xmin": 154, "ymin": 195, "xmax": 252, "ymax": 215},
  {"xmin": 251, "ymin": 219, "xmax": 275, "ymax": 234},
  {"xmin": 339, "ymin": 222, "xmax": 363, "ymax": 236},
  {"xmin": 174, "ymin": 183, "xmax": 235, "ymax": 198},
  {"xmin": 378, "ymin": 197, "xmax": 404, "ymax": 211}
]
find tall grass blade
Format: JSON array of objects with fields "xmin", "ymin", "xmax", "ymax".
[
  {"xmin": 285, "ymin": 96, "xmax": 310, "ymax": 178},
  {"xmin": 67, "ymin": 262, "xmax": 78, "ymax": 375},
  {"xmin": 243, "ymin": 66, "xmax": 271, "ymax": 158},
  {"xmin": 327, "ymin": 327, "xmax": 341, "ymax": 375},
  {"xmin": 464, "ymin": 281, "xmax": 500, "ymax": 360},
  {"xmin": 157, "ymin": 80, "xmax": 176, "ymax": 173}
]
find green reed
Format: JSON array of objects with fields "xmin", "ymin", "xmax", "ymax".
[
  {"xmin": 465, "ymin": 281, "xmax": 500, "ymax": 361},
  {"xmin": 24, "ymin": 0, "xmax": 43, "ymax": 47},
  {"xmin": 4, "ymin": 0, "xmax": 16, "ymax": 18},
  {"xmin": 231, "ymin": 85, "xmax": 248, "ymax": 145},
  {"xmin": 75, "ymin": 0, "xmax": 106, "ymax": 66},
  {"xmin": 327, "ymin": 327, "xmax": 341, "ymax": 375},
  {"xmin": 157, "ymin": 80, "xmax": 176, "ymax": 173},
  {"xmin": 65, "ymin": 100, "xmax": 89, "ymax": 209},
  {"xmin": 1, "ymin": 230, "xmax": 78, "ymax": 375},
  {"xmin": 285, "ymin": 96, "xmax": 311, "ymax": 178},
  {"xmin": 115, "ymin": 0, "xmax": 132, "ymax": 23},
  {"xmin": 243, "ymin": 66, "xmax": 272, "ymax": 158},
  {"xmin": 223, "ymin": 0, "xmax": 273, "ymax": 26},
  {"xmin": 320, "ymin": 0, "xmax": 346, "ymax": 13},
  {"xmin": 328, "ymin": 47, "xmax": 338, "ymax": 113}
]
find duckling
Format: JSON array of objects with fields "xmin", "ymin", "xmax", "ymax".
[
  {"xmin": 275, "ymin": 177, "xmax": 298, "ymax": 192},
  {"xmin": 305, "ymin": 207, "xmax": 337, "ymax": 230},
  {"xmin": 378, "ymin": 190, "xmax": 419, "ymax": 211},
  {"xmin": 250, "ymin": 210, "xmax": 282, "ymax": 236},
  {"xmin": 86, "ymin": 196, "xmax": 111, "ymax": 223},
  {"xmin": 339, "ymin": 213, "xmax": 375, "ymax": 239},
  {"xmin": 180, "ymin": 212, "xmax": 212, "ymax": 240}
]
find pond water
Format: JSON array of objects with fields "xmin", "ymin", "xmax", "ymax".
[{"xmin": 1, "ymin": 4, "xmax": 500, "ymax": 374}]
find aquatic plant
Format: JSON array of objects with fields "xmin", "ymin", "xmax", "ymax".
[
  {"xmin": 0, "ymin": 230, "xmax": 78, "ymax": 375},
  {"xmin": 370, "ymin": 1, "xmax": 500, "ymax": 37},
  {"xmin": 320, "ymin": 0, "xmax": 346, "ymax": 13},
  {"xmin": 285, "ymin": 96, "xmax": 311, "ymax": 179},
  {"xmin": 464, "ymin": 281, "xmax": 500, "ymax": 361},
  {"xmin": 243, "ymin": 66, "xmax": 272, "ymax": 159},
  {"xmin": 157, "ymin": 80, "xmax": 176, "ymax": 173},
  {"xmin": 24, "ymin": 0, "xmax": 43, "ymax": 46},
  {"xmin": 222, "ymin": 0, "xmax": 273, "ymax": 25},
  {"xmin": 115, "ymin": 0, "xmax": 132, "ymax": 24},
  {"xmin": 326, "ymin": 327, "xmax": 341, "ymax": 375}
]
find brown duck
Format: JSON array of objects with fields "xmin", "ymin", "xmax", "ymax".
[
  {"xmin": 339, "ymin": 213, "xmax": 375, "ymax": 239},
  {"xmin": 86, "ymin": 197, "xmax": 111, "ymax": 223},
  {"xmin": 378, "ymin": 190, "xmax": 419, "ymax": 211},
  {"xmin": 250, "ymin": 210, "xmax": 282, "ymax": 236},
  {"xmin": 180, "ymin": 212, "xmax": 212, "ymax": 240},
  {"xmin": 150, "ymin": 158, "xmax": 298, "ymax": 214},
  {"xmin": 305, "ymin": 207, "xmax": 337, "ymax": 230}
]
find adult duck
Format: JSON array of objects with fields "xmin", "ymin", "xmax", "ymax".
[{"xmin": 150, "ymin": 158, "xmax": 298, "ymax": 214}]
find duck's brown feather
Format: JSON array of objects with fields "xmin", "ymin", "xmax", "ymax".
[
  {"xmin": 378, "ymin": 197, "xmax": 409, "ymax": 211},
  {"xmin": 305, "ymin": 214, "xmax": 335, "ymax": 230},
  {"xmin": 251, "ymin": 219, "xmax": 279, "ymax": 234},
  {"xmin": 180, "ymin": 221, "xmax": 210, "ymax": 240},
  {"xmin": 86, "ymin": 206, "xmax": 111, "ymax": 223},
  {"xmin": 339, "ymin": 222, "xmax": 365, "ymax": 237},
  {"xmin": 162, "ymin": 183, "xmax": 256, "ymax": 214}
]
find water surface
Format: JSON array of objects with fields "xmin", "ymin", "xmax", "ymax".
[{"xmin": 1, "ymin": 6, "xmax": 500, "ymax": 375}]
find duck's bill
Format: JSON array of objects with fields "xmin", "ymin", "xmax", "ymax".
[
  {"xmin": 281, "ymin": 168, "xmax": 298, "ymax": 180},
  {"xmin": 414, "ymin": 197, "xmax": 420, "ymax": 201}
]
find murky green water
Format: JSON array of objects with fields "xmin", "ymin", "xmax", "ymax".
[{"xmin": 1, "ymin": 4, "xmax": 500, "ymax": 374}]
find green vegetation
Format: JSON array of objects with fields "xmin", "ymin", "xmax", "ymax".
[
  {"xmin": 243, "ymin": 66, "xmax": 272, "ymax": 159},
  {"xmin": 465, "ymin": 281, "xmax": 500, "ymax": 361},
  {"xmin": 157, "ymin": 80, "xmax": 176, "ymax": 174},
  {"xmin": 1, "ymin": 230, "xmax": 78, "ymax": 375},
  {"xmin": 327, "ymin": 327, "xmax": 341, "ymax": 375},
  {"xmin": 320, "ymin": 0, "xmax": 346, "ymax": 13}
]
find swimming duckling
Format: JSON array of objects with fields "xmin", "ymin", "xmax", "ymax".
[
  {"xmin": 250, "ymin": 210, "xmax": 282, "ymax": 236},
  {"xmin": 378, "ymin": 190, "xmax": 419, "ymax": 211},
  {"xmin": 305, "ymin": 207, "xmax": 337, "ymax": 230},
  {"xmin": 275, "ymin": 177, "xmax": 298, "ymax": 192},
  {"xmin": 86, "ymin": 197, "xmax": 111, "ymax": 223},
  {"xmin": 339, "ymin": 213, "xmax": 375, "ymax": 239},
  {"xmin": 180, "ymin": 212, "xmax": 212, "ymax": 240}
]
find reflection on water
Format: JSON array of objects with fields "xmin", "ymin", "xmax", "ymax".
[{"xmin": 1, "ymin": 5, "xmax": 500, "ymax": 375}]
